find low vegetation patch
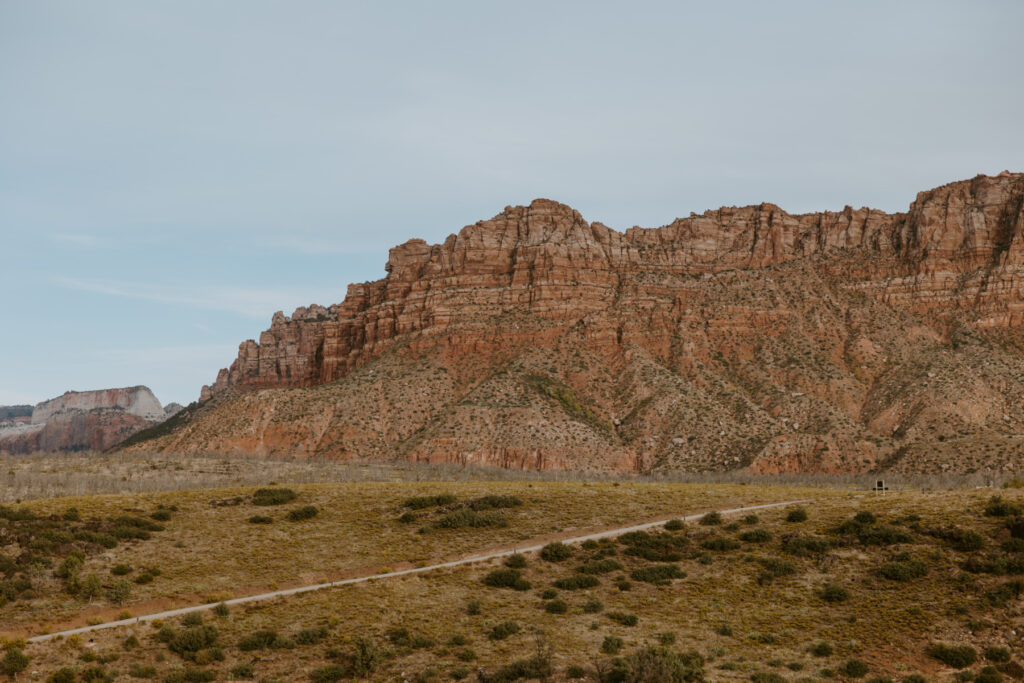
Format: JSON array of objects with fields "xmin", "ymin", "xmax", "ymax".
[{"xmin": 251, "ymin": 488, "xmax": 298, "ymax": 506}]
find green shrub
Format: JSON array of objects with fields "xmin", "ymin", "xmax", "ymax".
[
  {"xmin": 583, "ymin": 597, "xmax": 603, "ymax": 613},
  {"xmin": 553, "ymin": 574, "xmax": 599, "ymax": 590},
  {"xmin": 930, "ymin": 526, "xmax": 985, "ymax": 552},
  {"xmin": 212, "ymin": 602, "xmax": 229, "ymax": 618},
  {"xmin": 545, "ymin": 599, "xmax": 568, "ymax": 614},
  {"xmin": 740, "ymin": 529, "xmax": 772, "ymax": 543},
  {"xmin": 79, "ymin": 666, "xmax": 114, "ymax": 683},
  {"xmin": 786, "ymin": 508, "xmax": 809, "ymax": 523},
  {"xmin": 986, "ymin": 579, "xmax": 1024, "ymax": 606},
  {"xmin": 1, "ymin": 647, "xmax": 29, "ymax": 676},
  {"xmin": 664, "ymin": 519, "xmax": 685, "ymax": 531},
  {"xmin": 403, "ymin": 493, "xmax": 457, "ymax": 509},
  {"xmin": 504, "ymin": 554, "xmax": 527, "ymax": 568},
  {"xmin": 458, "ymin": 649, "xmax": 476, "ymax": 662},
  {"xmin": 821, "ymin": 584, "xmax": 850, "ymax": 603},
  {"xmin": 631, "ymin": 563, "xmax": 685, "ymax": 584},
  {"xmin": 701, "ymin": 537, "xmax": 741, "ymax": 551},
  {"xmin": 229, "ymin": 663, "xmax": 254, "ymax": 679},
  {"xmin": 134, "ymin": 572, "xmax": 155, "ymax": 584},
  {"xmin": 309, "ymin": 665, "xmax": 346, "ymax": 683},
  {"xmin": 48, "ymin": 667, "xmax": 77, "ymax": 683},
  {"xmin": 567, "ymin": 665, "xmax": 587, "ymax": 679},
  {"xmin": 295, "ymin": 627, "xmax": 328, "ymax": 644},
  {"xmin": 488, "ymin": 621, "xmax": 520, "ymax": 640},
  {"xmin": 717, "ymin": 623, "xmax": 733, "ymax": 636},
  {"xmin": 601, "ymin": 636, "xmax": 623, "ymax": 654},
  {"xmin": 540, "ymin": 542, "xmax": 573, "ymax": 562},
  {"xmin": 466, "ymin": 598, "xmax": 482, "ymax": 615},
  {"xmin": 878, "ymin": 558, "xmax": 928, "ymax": 581},
  {"xmin": 751, "ymin": 673, "xmax": 787, "ymax": 683},
  {"xmin": 577, "ymin": 558, "xmax": 623, "ymax": 574},
  {"xmin": 287, "ymin": 505, "xmax": 319, "ymax": 521},
  {"xmin": 469, "ymin": 495, "xmax": 522, "ymax": 510},
  {"xmin": 182, "ymin": 613, "xmax": 203, "ymax": 627},
  {"xmin": 984, "ymin": 646, "xmax": 1011, "ymax": 663},
  {"xmin": 841, "ymin": 660, "xmax": 870, "ymax": 678},
  {"xmin": 811, "ymin": 642, "xmax": 833, "ymax": 657},
  {"xmin": 248, "ymin": 515, "xmax": 273, "ymax": 524},
  {"xmin": 252, "ymin": 488, "xmax": 297, "ymax": 506},
  {"xmin": 169, "ymin": 625, "xmax": 219, "ymax": 657},
  {"xmin": 112, "ymin": 564, "xmax": 132, "ymax": 576},
  {"xmin": 432, "ymin": 509, "xmax": 507, "ymax": 530},
  {"xmin": 927, "ymin": 643, "xmax": 978, "ymax": 668},
  {"xmin": 108, "ymin": 578, "xmax": 132, "ymax": 604},
  {"xmin": 781, "ymin": 535, "xmax": 831, "ymax": 556},
  {"xmin": 540, "ymin": 588, "xmax": 558, "ymax": 599},
  {"xmin": 976, "ymin": 666, "xmax": 1004, "ymax": 683},
  {"xmin": 607, "ymin": 611, "xmax": 638, "ymax": 626},
  {"xmin": 398, "ymin": 511, "xmax": 417, "ymax": 523},
  {"xmin": 164, "ymin": 669, "xmax": 216, "ymax": 683},
  {"xmin": 238, "ymin": 629, "xmax": 290, "ymax": 651},
  {"xmin": 483, "ymin": 568, "xmax": 531, "ymax": 591},
  {"xmin": 151, "ymin": 509, "xmax": 172, "ymax": 522},
  {"xmin": 985, "ymin": 496, "xmax": 1023, "ymax": 517},
  {"xmin": 700, "ymin": 511, "xmax": 723, "ymax": 526},
  {"xmin": 758, "ymin": 557, "xmax": 797, "ymax": 581},
  {"xmin": 625, "ymin": 647, "xmax": 705, "ymax": 682}
]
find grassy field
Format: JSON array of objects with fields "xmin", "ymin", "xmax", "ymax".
[{"xmin": 2, "ymin": 481, "xmax": 1023, "ymax": 682}]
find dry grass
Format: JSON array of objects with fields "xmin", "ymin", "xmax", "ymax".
[{"xmin": 8, "ymin": 484, "xmax": 1024, "ymax": 682}]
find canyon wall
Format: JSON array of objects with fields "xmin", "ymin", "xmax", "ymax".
[{"xmin": 130, "ymin": 173, "xmax": 1024, "ymax": 475}]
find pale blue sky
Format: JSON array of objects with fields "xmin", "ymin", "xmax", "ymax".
[{"xmin": 2, "ymin": 1, "xmax": 1022, "ymax": 406}]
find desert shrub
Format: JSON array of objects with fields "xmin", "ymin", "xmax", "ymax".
[
  {"xmin": 962, "ymin": 553, "xmax": 1024, "ymax": 575},
  {"xmin": 620, "ymin": 531, "xmax": 689, "ymax": 561},
  {"xmin": 841, "ymin": 660, "xmax": 870, "ymax": 678},
  {"xmin": 985, "ymin": 579, "xmax": 1024, "ymax": 606},
  {"xmin": 665, "ymin": 518, "xmax": 686, "ymax": 531},
  {"xmin": 811, "ymin": 642, "xmax": 833, "ymax": 657},
  {"xmin": 601, "ymin": 636, "xmax": 623, "ymax": 654},
  {"xmin": 540, "ymin": 542, "xmax": 573, "ymax": 562},
  {"xmin": 631, "ymin": 564, "xmax": 685, "ymax": 585},
  {"xmin": 1001, "ymin": 538, "xmax": 1024, "ymax": 552},
  {"xmin": 740, "ymin": 529, "xmax": 772, "ymax": 543},
  {"xmin": 169, "ymin": 625, "xmax": 219, "ymax": 658},
  {"xmin": 112, "ymin": 563, "xmax": 132, "ymax": 576},
  {"xmin": 859, "ymin": 525, "xmax": 913, "ymax": 546},
  {"xmin": 238, "ymin": 629, "xmax": 290, "ymax": 651},
  {"xmin": 821, "ymin": 584, "xmax": 850, "ymax": 602},
  {"xmin": 786, "ymin": 508, "xmax": 809, "ymax": 523},
  {"xmin": 927, "ymin": 643, "xmax": 977, "ymax": 668},
  {"xmin": 309, "ymin": 665, "xmax": 346, "ymax": 683},
  {"xmin": 411, "ymin": 634, "xmax": 435, "ymax": 649},
  {"xmin": 212, "ymin": 602, "xmax": 229, "ymax": 617},
  {"xmin": 929, "ymin": 526, "xmax": 986, "ymax": 552},
  {"xmin": 388, "ymin": 628, "xmax": 411, "ymax": 646},
  {"xmin": 79, "ymin": 573, "xmax": 102, "ymax": 599},
  {"xmin": 717, "ymin": 623, "xmax": 733, "ymax": 636},
  {"xmin": 398, "ymin": 511, "xmax": 417, "ymax": 523},
  {"xmin": 469, "ymin": 495, "xmax": 522, "ymax": 510},
  {"xmin": 432, "ymin": 509, "xmax": 507, "ymax": 529},
  {"xmin": 607, "ymin": 611, "xmax": 638, "ymax": 626},
  {"xmin": 248, "ymin": 514, "xmax": 272, "ymax": 524},
  {"xmin": 505, "ymin": 554, "xmax": 527, "ymax": 568},
  {"xmin": 545, "ymin": 599, "xmax": 568, "ymax": 614},
  {"xmin": 1005, "ymin": 516, "xmax": 1024, "ymax": 539},
  {"xmin": 1, "ymin": 647, "xmax": 29, "ymax": 676},
  {"xmin": 79, "ymin": 667, "xmax": 114, "ymax": 683},
  {"xmin": 164, "ymin": 668, "xmax": 215, "ymax": 683},
  {"xmin": 483, "ymin": 568, "xmax": 531, "ymax": 591},
  {"xmin": 479, "ymin": 652, "xmax": 552, "ymax": 683},
  {"xmin": 985, "ymin": 496, "xmax": 1023, "ymax": 517},
  {"xmin": 625, "ymin": 647, "xmax": 704, "ymax": 682},
  {"xmin": 758, "ymin": 558, "xmax": 797, "ymax": 580},
  {"xmin": 567, "ymin": 665, "xmax": 587, "ymax": 679},
  {"xmin": 878, "ymin": 557, "xmax": 929, "ymax": 581},
  {"xmin": 466, "ymin": 598, "xmax": 482, "ymax": 615},
  {"xmin": 229, "ymin": 663, "xmax": 253, "ymax": 679},
  {"xmin": 751, "ymin": 673, "xmax": 787, "ymax": 683},
  {"xmin": 488, "ymin": 621, "xmax": 520, "ymax": 640},
  {"xmin": 182, "ymin": 613, "xmax": 203, "ymax": 627},
  {"xmin": 151, "ymin": 509, "xmax": 172, "ymax": 522},
  {"xmin": 108, "ymin": 578, "xmax": 132, "ymax": 604},
  {"xmin": 578, "ymin": 558, "xmax": 623, "ymax": 574},
  {"xmin": 296, "ymin": 627, "xmax": 328, "ymax": 644},
  {"xmin": 134, "ymin": 572, "xmax": 155, "ymax": 584},
  {"xmin": 984, "ymin": 646, "xmax": 1011, "ymax": 663},
  {"xmin": 458, "ymin": 649, "xmax": 476, "ymax": 662},
  {"xmin": 700, "ymin": 511, "xmax": 723, "ymax": 526},
  {"xmin": 252, "ymin": 488, "xmax": 297, "ymax": 506},
  {"xmin": 48, "ymin": 668, "xmax": 77, "ymax": 683},
  {"xmin": 554, "ymin": 574, "xmax": 600, "ymax": 590},
  {"xmin": 583, "ymin": 597, "xmax": 604, "ymax": 613},
  {"xmin": 976, "ymin": 666, "xmax": 1004, "ymax": 683},
  {"xmin": 701, "ymin": 537, "xmax": 740, "ymax": 551},
  {"xmin": 541, "ymin": 588, "xmax": 558, "ymax": 599},
  {"xmin": 403, "ymin": 493, "xmax": 457, "ymax": 509},
  {"xmin": 287, "ymin": 505, "xmax": 319, "ymax": 521},
  {"xmin": 616, "ymin": 579, "xmax": 632, "ymax": 591}
]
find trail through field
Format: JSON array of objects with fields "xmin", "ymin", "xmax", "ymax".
[{"xmin": 27, "ymin": 499, "xmax": 805, "ymax": 643}]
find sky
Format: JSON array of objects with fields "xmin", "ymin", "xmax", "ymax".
[{"xmin": 1, "ymin": 1, "xmax": 1022, "ymax": 407}]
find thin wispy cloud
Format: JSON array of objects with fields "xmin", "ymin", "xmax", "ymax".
[
  {"xmin": 49, "ymin": 233, "xmax": 99, "ymax": 246},
  {"xmin": 54, "ymin": 276, "xmax": 342, "ymax": 320}
]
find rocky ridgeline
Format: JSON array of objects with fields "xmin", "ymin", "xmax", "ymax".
[
  {"xmin": 0, "ymin": 387, "xmax": 181, "ymax": 454},
  {"xmin": 134, "ymin": 173, "xmax": 1024, "ymax": 474}
]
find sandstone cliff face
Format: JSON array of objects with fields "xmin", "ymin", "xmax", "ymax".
[
  {"xmin": 0, "ymin": 386, "xmax": 171, "ymax": 454},
  {"xmin": 135, "ymin": 173, "xmax": 1024, "ymax": 475}
]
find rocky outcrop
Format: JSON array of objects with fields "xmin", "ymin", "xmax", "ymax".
[
  {"xmin": 0, "ymin": 386, "xmax": 173, "ymax": 454},
  {"xmin": 133, "ymin": 173, "xmax": 1024, "ymax": 475}
]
